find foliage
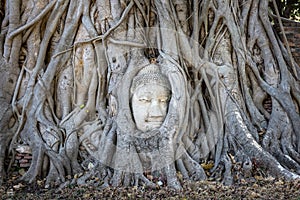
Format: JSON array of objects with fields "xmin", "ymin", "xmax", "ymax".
[
  {"xmin": 1, "ymin": 175, "xmax": 300, "ymax": 200},
  {"xmin": 271, "ymin": 0, "xmax": 300, "ymax": 20}
]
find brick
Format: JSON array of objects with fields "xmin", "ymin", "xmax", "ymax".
[
  {"xmin": 23, "ymin": 155, "xmax": 32, "ymax": 160},
  {"xmin": 293, "ymin": 48, "xmax": 300, "ymax": 53},
  {"xmin": 19, "ymin": 159, "xmax": 29, "ymax": 164},
  {"xmin": 285, "ymin": 27, "xmax": 300, "ymax": 31},
  {"xmin": 284, "ymin": 32, "xmax": 294, "ymax": 38},
  {"xmin": 20, "ymin": 163, "xmax": 31, "ymax": 168},
  {"xmin": 275, "ymin": 21, "xmax": 300, "ymax": 66}
]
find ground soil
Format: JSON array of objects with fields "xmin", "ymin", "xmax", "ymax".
[{"xmin": 1, "ymin": 175, "xmax": 300, "ymax": 200}]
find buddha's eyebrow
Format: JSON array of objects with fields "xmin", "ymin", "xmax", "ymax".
[
  {"xmin": 139, "ymin": 96, "xmax": 150, "ymax": 99},
  {"xmin": 138, "ymin": 91, "xmax": 152, "ymax": 96}
]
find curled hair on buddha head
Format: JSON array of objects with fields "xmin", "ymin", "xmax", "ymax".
[{"xmin": 130, "ymin": 63, "xmax": 171, "ymax": 94}]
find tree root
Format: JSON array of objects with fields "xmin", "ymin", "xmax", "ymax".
[
  {"xmin": 1, "ymin": 0, "xmax": 300, "ymax": 191},
  {"xmin": 178, "ymin": 147, "xmax": 207, "ymax": 181}
]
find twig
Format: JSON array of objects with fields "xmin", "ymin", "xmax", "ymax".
[
  {"xmin": 53, "ymin": 0, "xmax": 135, "ymax": 58},
  {"xmin": 272, "ymin": 0, "xmax": 298, "ymax": 79},
  {"xmin": 7, "ymin": 0, "xmax": 57, "ymax": 40},
  {"xmin": 108, "ymin": 37, "xmax": 147, "ymax": 48}
]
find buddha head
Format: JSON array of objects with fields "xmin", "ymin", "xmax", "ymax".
[{"xmin": 131, "ymin": 64, "xmax": 171, "ymax": 132}]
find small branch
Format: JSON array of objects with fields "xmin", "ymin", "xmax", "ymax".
[
  {"xmin": 108, "ymin": 37, "xmax": 147, "ymax": 48},
  {"xmin": 94, "ymin": 0, "xmax": 134, "ymax": 41},
  {"xmin": 82, "ymin": 0, "xmax": 98, "ymax": 37},
  {"xmin": 133, "ymin": 0, "xmax": 148, "ymax": 26},
  {"xmin": 11, "ymin": 60, "xmax": 27, "ymax": 118},
  {"xmin": 53, "ymin": 0, "xmax": 135, "ymax": 58},
  {"xmin": 7, "ymin": 0, "xmax": 57, "ymax": 40},
  {"xmin": 271, "ymin": 0, "xmax": 298, "ymax": 79}
]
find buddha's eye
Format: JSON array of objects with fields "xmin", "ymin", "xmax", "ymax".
[
  {"xmin": 139, "ymin": 98, "xmax": 151, "ymax": 103},
  {"xmin": 159, "ymin": 97, "xmax": 169, "ymax": 103}
]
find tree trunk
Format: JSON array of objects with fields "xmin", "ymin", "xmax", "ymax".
[{"xmin": 0, "ymin": 0, "xmax": 299, "ymax": 189}]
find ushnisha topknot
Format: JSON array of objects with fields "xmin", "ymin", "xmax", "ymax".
[{"xmin": 131, "ymin": 63, "xmax": 171, "ymax": 94}]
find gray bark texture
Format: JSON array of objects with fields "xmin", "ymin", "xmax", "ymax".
[{"xmin": 0, "ymin": 0, "xmax": 299, "ymax": 189}]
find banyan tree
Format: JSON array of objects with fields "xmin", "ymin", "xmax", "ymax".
[{"xmin": 0, "ymin": 0, "xmax": 299, "ymax": 189}]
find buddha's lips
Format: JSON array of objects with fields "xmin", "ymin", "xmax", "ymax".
[{"xmin": 145, "ymin": 118, "xmax": 164, "ymax": 123}]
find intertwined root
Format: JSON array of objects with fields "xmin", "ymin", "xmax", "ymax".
[{"xmin": 0, "ymin": 0, "xmax": 299, "ymax": 189}]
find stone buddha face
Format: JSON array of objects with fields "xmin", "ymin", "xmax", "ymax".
[{"xmin": 131, "ymin": 64, "xmax": 171, "ymax": 132}]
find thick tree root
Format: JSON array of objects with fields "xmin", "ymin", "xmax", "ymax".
[{"xmin": 1, "ymin": 0, "xmax": 299, "ymax": 190}]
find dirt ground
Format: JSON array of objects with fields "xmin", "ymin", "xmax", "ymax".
[{"xmin": 1, "ymin": 176, "xmax": 300, "ymax": 200}]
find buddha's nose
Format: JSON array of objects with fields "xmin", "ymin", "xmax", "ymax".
[{"xmin": 148, "ymin": 100, "xmax": 163, "ymax": 118}]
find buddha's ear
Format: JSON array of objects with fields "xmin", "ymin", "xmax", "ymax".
[{"xmin": 130, "ymin": 87, "xmax": 134, "ymax": 96}]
